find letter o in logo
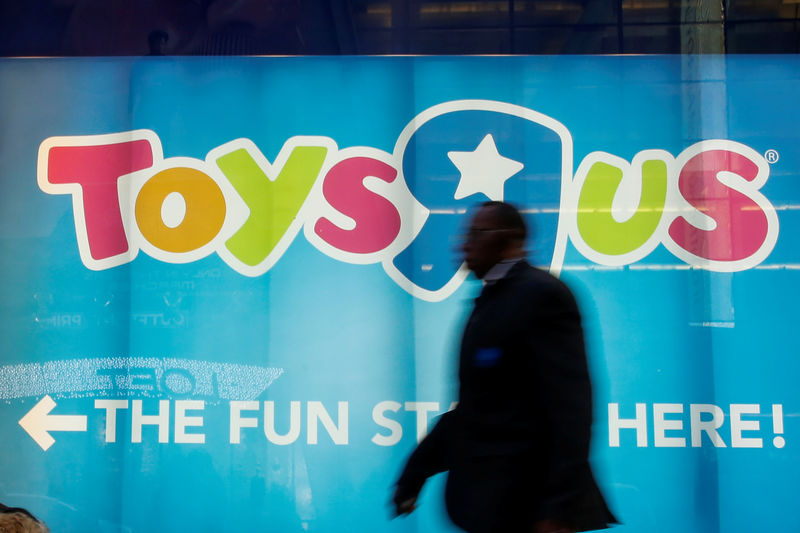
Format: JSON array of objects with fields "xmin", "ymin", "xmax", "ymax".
[{"xmin": 135, "ymin": 167, "xmax": 226, "ymax": 253}]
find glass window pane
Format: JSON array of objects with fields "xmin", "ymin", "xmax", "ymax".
[
  {"xmin": 515, "ymin": 25, "xmax": 620, "ymax": 53},
  {"xmin": 514, "ymin": 0, "xmax": 618, "ymax": 26},
  {"xmin": 726, "ymin": 0, "xmax": 800, "ymax": 21},
  {"xmin": 622, "ymin": 23, "xmax": 682, "ymax": 53},
  {"xmin": 411, "ymin": 1, "xmax": 511, "ymax": 28},
  {"xmin": 357, "ymin": 29, "xmax": 396, "ymax": 53},
  {"xmin": 622, "ymin": 0, "xmax": 684, "ymax": 23},
  {"xmin": 727, "ymin": 21, "xmax": 800, "ymax": 52},
  {"xmin": 352, "ymin": 1, "xmax": 394, "ymax": 29},
  {"xmin": 410, "ymin": 28, "xmax": 511, "ymax": 53}
]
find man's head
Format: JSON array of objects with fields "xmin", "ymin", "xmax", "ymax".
[{"xmin": 461, "ymin": 201, "xmax": 527, "ymax": 279}]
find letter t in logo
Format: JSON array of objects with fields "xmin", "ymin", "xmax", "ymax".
[{"xmin": 38, "ymin": 131, "xmax": 160, "ymax": 269}]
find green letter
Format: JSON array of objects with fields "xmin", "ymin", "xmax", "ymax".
[
  {"xmin": 217, "ymin": 145, "xmax": 327, "ymax": 266},
  {"xmin": 577, "ymin": 159, "xmax": 667, "ymax": 256}
]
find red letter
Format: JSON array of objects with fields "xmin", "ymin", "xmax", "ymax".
[
  {"xmin": 668, "ymin": 149, "xmax": 768, "ymax": 262},
  {"xmin": 44, "ymin": 138, "xmax": 154, "ymax": 262},
  {"xmin": 314, "ymin": 157, "xmax": 401, "ymax": 254}
]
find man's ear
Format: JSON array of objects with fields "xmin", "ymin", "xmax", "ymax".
[
  {"xmin": 500, "ymin": 234, "xmax": 523, "ymax": 258},
  {"xmin": 505, "ymin": 228, "xmax": 525, "ymax": 247}
]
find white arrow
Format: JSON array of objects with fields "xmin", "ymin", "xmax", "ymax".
[{"xmin": 18, "ymin": 395, "xmax": 88, "ymax": 451}]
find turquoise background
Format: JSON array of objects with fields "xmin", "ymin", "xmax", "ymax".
[{"xmin": 0, "ymin": 56, "xmax": 798, "ymax": 532}]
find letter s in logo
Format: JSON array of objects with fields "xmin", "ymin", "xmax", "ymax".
[
  {"xmin": 665, "ymin": 140, "xmax": 779, "ymax": 271},
  {"xmin": 384, "ymin": 100, "xmax": 573, "ymax": 302}
]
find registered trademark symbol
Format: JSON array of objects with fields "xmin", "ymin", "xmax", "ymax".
[{"xmin": 765, "ymin": 149, "xmax": 779, "ymax": 164}]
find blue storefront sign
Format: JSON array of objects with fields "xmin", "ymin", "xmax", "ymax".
[{"xmin": 0, "ymin": 55, "xmax": 797, "ymax": 532}]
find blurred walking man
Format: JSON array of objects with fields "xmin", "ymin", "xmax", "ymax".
[{"xmin": 393, "ymin": 201, "xmax": 616, "ymax": 533}]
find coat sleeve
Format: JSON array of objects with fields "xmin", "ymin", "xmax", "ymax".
[
  {"xmin": 393, "ymin": 410, "xmax": 455, "ymax": 506},
  {"xmin": 527, "ymin": 279, "xmax": 597, "ymax": 523}
]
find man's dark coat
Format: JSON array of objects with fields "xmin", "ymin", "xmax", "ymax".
[{"xmin": 396, "ymin": 261, "xmax": 616, "ymax": 532}]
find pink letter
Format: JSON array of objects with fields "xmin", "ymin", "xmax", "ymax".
[
  {"xmin": 669, "ymin": 149, "xmax": 768, "ymax": 262},
  {"xmin": 314, "ymin": 157, "xmax": 401, "ymax": 254},
  {"xmin": 45, "ymin": 139, "xmax": 154, "ymax": 261}
]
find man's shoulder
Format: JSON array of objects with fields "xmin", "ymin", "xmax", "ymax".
[
  {"xmin": 511, "ymin": 261, "xmax": 566, "ymax": 289},
  {"xmin": 508, "ymin": 262, "xmax": 578, "ymax": 305}
]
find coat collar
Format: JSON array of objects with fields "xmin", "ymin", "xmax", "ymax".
[
  {"xmin": 476, "ymin": 259, "xmax": 529, "ymax": 302},
  {"xmin": 482, "ymin": 257, "xmax": 526, "ymax": 286}
]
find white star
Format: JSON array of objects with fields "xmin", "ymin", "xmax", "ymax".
[{"xmin": 448, "ymin": 134, "xmax": 524, "ymax": 201}]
